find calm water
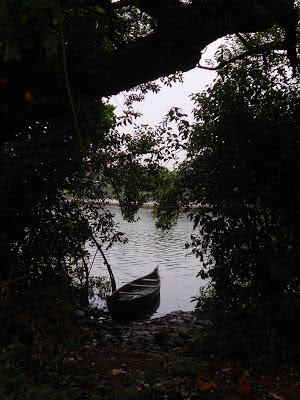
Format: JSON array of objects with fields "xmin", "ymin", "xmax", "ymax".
[{"xmin": 91, "ymin": 206, "xmax": 206, "ymax": 316}]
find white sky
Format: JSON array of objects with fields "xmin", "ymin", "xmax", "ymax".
[{"xmin": 111, "ymin": 66, "xmax": 217, "ymax": 124}]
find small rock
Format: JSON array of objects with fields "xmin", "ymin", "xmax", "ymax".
[
  {"xmin": 221, "ymin": 368, "xmax": 232, "ymax": 373},
  {"xmin": 75, "ymin": 310, "xmax": 86, "ymax": 317}
]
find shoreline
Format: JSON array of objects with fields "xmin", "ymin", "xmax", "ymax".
[
  {"xmin": 106, "ymin": 199, "xmax": 155, "ymax": 209},
  {"xmin": 105, "ymin": 199, "xmax": 199, "ymax": 210}
]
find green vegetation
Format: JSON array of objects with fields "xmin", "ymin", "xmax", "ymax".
[
  {"xmin": 0, "ymin": 0, "xmax": 299, "ymax": 397},
  {"xmin": 0, "ymin": 0, "xmax": 165, "ymax": 392},
  {"xmin": 154, "ymin": 31, "xmax": 300, "ymax": 361}
]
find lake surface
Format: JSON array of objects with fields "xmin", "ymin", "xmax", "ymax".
[{"xmin": 91, "ymin": 206, "xmax": 206, "ymax": 317}]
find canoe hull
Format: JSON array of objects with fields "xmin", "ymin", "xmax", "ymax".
[{"xmin": 107, "ymin": 267, "xmax": 160, "ymax": 320}]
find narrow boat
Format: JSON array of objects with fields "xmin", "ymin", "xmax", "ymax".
[{"xmin": 107, "ymin": 266, "xmax": 160, "ymax": 319}]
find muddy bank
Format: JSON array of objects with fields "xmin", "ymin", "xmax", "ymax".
[
  {"xmin": 65, "ymin": 309, "xmax": 299, "ymax": 400},
  {"xmin": 80, "ymin": 309, "xmax": 209, "ymax": 354},
  {"xmin": 66, "ymin": 310, "xmax": 209, "ymax": 383}
]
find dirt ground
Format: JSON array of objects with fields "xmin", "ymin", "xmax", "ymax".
[{"xmin": 63, "ymin": 311, "xmax": 300, "ymax": 400}]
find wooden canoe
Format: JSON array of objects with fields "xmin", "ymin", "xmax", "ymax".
[{"xmin": 107, "ymin": 266, "xmax": 160, "ymax": 319}]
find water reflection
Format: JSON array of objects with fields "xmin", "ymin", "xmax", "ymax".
[{"xmin": 92, "ymin": 206, "xmax": 205, "ymax": 316}]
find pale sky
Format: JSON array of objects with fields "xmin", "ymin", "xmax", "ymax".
[
  {"xmin": 109, "ymin": 39, "xmax": 222, "ymax": 166},
  {"xmin": 111, "ymin": 66, "xmax": 217, "ymax": 125}
]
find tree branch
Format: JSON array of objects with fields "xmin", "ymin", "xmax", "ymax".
[
  {"xmin": 76, "ymin": 0, "xmax": 283, "ymax": 97},
  {"xmin": 2, "ymin": 0, "xmax": 299, "ymax": 130},
  {"xmin": 80, "ymin": 6, "xmax": 106, "ymax": 18},
  {"xmin": 198, "ymin": 42, "xmax": 285, "ymax": 71},
  {"xmin": 90, "ymin": 233, "xmax": 117, "ymax": 293},
  {"xmin": 0, "ymin": 274, "xmax": 37, "ymax": 289},
  {"xmin": 235, "ymin": 33, "xmax": 254, "ymax": 50}
]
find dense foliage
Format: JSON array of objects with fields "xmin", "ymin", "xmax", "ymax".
[
  {"xmin": 154, "ymin": 33, "xmax": 300, "ymax": 360},
  {"xmin": 0, "ymin": 0, "xmax": 164, "ymax": 369},
  {"xmin": 0, "ymin": 2, "xmax": 299, "ymax": 394}
]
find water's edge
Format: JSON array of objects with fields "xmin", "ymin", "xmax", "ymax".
[{"xmin": 90, "ymin": 206, "xmax": 205, "ymax": 317}]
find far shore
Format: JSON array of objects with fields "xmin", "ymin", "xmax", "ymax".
[
  {"xmin": 105, "ymin": 199, "xmax": 199, "ymax": 210},
  {"xmin": 106, "ymin": 199, "xmax": 155, "ymax": 209}
]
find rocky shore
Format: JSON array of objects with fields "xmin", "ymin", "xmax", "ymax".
[
  {"xmin": 65, "ymin": 310, "xmax": 210, "ymax": 387},
  {"xmin": 82, "ymin": 310, "xmax": 208, "ymax": 353}
]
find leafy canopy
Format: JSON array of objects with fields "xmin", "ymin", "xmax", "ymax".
[
  {"xmin": 154, "ymin": 30, "xmax": 300, "ymax": 360},
  {"xmin": 0, "ymin": 0, "xmax": 299, "ymax": 367}
]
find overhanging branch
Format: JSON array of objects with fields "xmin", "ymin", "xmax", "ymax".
[
  {"xmin": 2, "ymin": 0, "xmax": 299, "ymax": 129},
  {"xmin": 198, "ymin": 41, "xmax": 285, "ymax": 71},
  {"xmin": 82, "ymin": 0, "xmax": 278, "ymax": 97}
]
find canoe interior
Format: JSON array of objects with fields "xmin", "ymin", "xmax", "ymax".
[{"xmin": 110, "ymin": 268, "xmax": 160, "ymax": 301}]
